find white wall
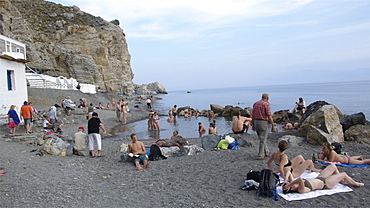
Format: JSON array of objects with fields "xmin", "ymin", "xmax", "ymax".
[{"xmin": 0, "ymin": 59, "xmax": 28, "ymax": 116}]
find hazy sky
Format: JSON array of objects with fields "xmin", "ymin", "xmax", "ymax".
[{"xmin": 49, "ymin": 0, "xmax": 370, "ymax": 91}]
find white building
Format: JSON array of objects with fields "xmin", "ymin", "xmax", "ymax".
[{"xmin": 0, "ymin": 34, "xmax": 29, "ymax": 117}]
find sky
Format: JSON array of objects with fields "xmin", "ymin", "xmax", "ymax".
[{"xmin": 48, "ymin": 0, "xmax": 370, "ymax": 91}]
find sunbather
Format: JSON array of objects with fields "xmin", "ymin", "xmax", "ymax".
[
  {"xmin": 267, "ymin": 140, "xmax": 321, "ymax": 180},
  {"xmin": 282, "ymin": 164, "xmax": 364, "ymax": 194},
  {"xmin": 318, "ymin": 142, "xmax": 370, "ymax": 165}
]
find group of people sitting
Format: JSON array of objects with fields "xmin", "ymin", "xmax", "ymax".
[{"xmin": 267, "ymin": 140, "xmax": 365, "ymax": 194}]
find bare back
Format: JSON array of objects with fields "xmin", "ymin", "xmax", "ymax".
[{"xmin": 232, "ymin": 115, "xmax": 250, "ymax": 132}]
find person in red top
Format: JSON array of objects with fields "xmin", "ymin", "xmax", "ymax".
[
  {"xmin": 251, "ymin": 93, "xmax": 275, "ymax": 160},
  {"xmin": 20, "ymin": 101, "xmax": 34, "ymax": 133}
]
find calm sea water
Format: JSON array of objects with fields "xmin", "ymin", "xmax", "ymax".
[{"xmin": 113, "ymin": 80, "xmax": 370, "ymax": 140}]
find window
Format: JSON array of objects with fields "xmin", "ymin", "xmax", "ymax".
[
  {"xmin": 7, "ymin": 70, "xmax": 15, "ymax": 91},
  {"xmin": 6, "ymin": 41, "xmax": 11, "ymax": 52}
]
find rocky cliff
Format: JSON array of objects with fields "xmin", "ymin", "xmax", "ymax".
[{"xmin": 0, "ymin": 0, "xmax": 166, "ymax": 95}]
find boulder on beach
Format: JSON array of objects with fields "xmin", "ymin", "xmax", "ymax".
[
  {"xmin": 298, "ymin": 104, "xmax": 344, "ymax": 144},
  {"xmin": 340, "ymin": 112, "xmax": 366, "ymax": 132},
  {"xmin": 201, "ymin": 134, "xmax": 221, "ymax": 150},
  {"xmin": 344, "ymin": 124, "xmax": 370, "ymax": 144}
]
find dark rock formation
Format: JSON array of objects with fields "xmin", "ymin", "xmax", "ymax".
[
  {"xmin": 344, "ymin": 124, "xmax": 370, "ymax": 144},
  {"xmin": 340, "ymin": 112, "xmax": 366, "ymax": 132}
]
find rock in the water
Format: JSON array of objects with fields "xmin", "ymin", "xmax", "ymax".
[{"xmin": 210, "ymin": 104, "xmax": 224, "ymax": 115}]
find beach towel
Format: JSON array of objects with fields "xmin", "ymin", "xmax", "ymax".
[
  {"xmin": 277, "ymin": 171, "xmax": 353, "ymax": 201},
  {"xmin": 317, "ymin": 160, "xmax": 370, "ymax": 168}
]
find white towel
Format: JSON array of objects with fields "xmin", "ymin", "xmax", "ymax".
[{"xmin": 277, "ymin": 171, "xmax": 353, "ymax": 201}]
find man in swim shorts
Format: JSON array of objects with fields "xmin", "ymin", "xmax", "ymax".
[{"xmin": 128, "ymin": 133, "xmax": 149, "ymax": 170}]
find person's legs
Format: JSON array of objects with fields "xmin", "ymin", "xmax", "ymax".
[
  {"xmin": 292, "ymin": 159, "xmax": 321, "ymax": 178},
  {"xmin": 325, "ymin": 172, "xmax": 364, "ymax": 189},
  {"xmin": 135, "ymin": 161, "xmax": 142, "ymax": 170},
  {"xmin": 143, "ymin": 159, "xmax": 149, "ymax": 169},
  {"xmin": 348, "ymin": 158, "xmax": 370, "ymax": 165},
  {"xmin": 123, "ymin": 112, "xmax": 126, "ymax": 124},
  {"xmin": 95, "ymin": 134, "xmax": 102, "ymax": 156},
  {"xmin": 255, "ymin": 120, "xmax": 269, "ymax": 158},
  {"xmin": 317, "ymin": 164, "xmax": 339, "ymax": 179},
  {"xmin": 88, "ymin": 134, "xmax": 95, "ymax": 157}
]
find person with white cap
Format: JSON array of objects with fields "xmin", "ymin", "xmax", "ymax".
[
  {"xmin": 73, "ymin": 126, "xmax": 89, "ymax": 156},
  {"xmin": 48, "ymin": 106, "xmax": 58, "ymax": 124}
]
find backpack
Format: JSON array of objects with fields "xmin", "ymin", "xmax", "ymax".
[
  {"xmin": 256, "ymin": 169, "xmax": 279, "ymax": 198},
  {"xmin": 149, "ymin": 144, "xmax": 167, "ymax": 161}
]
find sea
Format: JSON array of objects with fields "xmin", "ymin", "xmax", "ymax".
[{"xmin": 112, "ymin": 80, "xmax": 370, "ymax": 140}]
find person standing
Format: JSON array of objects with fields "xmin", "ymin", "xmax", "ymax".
[
  {"xmin": 20, "ymin": 101, "xmax": 34, "ymax": 133},
  {"xmin": 115, "ymin": 102, "xmax": 121, "ymax": 122},
  {"xmin": 171, "ymin": 105, "xmax": 177, "ymax": 119},
  {"xmin": 198, "ymin": 122, "xmax": 206, "ymax": 137},
  {"xmin": 49, "ymin": 106, "xmax": 58, "ymax": 124},
  {"xmin": 146, "ymin": 97, "xmax": 152, "ymax": 110},
  {"xmin": 251, "ymin": 93, "xmax": 275, "ymax": 160},
  {"xmin": 7, "ymin": 105, "xmax": 20, "ymax": 134},
  {"xmin": 88, "ymin": 112, "xmax": 106, "ymax": 157}
]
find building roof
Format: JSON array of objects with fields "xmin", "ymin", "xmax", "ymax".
[{"xmin": 0, "ymin": 54, "xmax": 29, "ymax": 63}]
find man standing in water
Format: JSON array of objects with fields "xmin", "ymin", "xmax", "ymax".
[
  {"xmin": 128, "ymin": 133, "xmax": 149, "ymax": 170},
  {"xmin": 251, "ymin": 93, "xmax": 275, "ymax": 160},
  {"xmin": 172, "ymin": 105, "xmax": 177, "ymax": 119}
]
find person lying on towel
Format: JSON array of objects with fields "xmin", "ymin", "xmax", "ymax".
[
  {"xmin": 282, "ymin": 164, "xmax": 364, "ymax": 194},
  {"xmin": 318, "ymin": 142, "xmax": 370, "ymax": 165}
]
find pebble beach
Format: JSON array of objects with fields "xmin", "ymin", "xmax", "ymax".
[{"xmin": 1, "ymin": 88, "xmax": 369, "ymax": 207}]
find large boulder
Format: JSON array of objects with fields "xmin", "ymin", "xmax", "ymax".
[
  {"xmin": 221, "ymin": 105, "xmax": 242, "ymax": 117},
  {"xmin": 278, "ymin": 135, "xmax": 305, "ymax": 147},
  {"xmin": 344, "ymin": 124, "xmax": 370, "ymax": 144},
  {"xmin": 340, "ymin": 112, "xmax": 366, "ymax": 132},
  {"xmin": 228, "ymin": 134, "xmax": 254, "ymax": 147},
  {"xmin": 160, "ymin": 145, "xmax": 204, "ymax": 157},
  {"xmin": 210, "ymin": 104, "xmax": 224, "ymax": 115},
  {"xmin": 201, "ymin": 134, "xmax": 221, "ymax": 150},
  {"xmin": 298, "ymin": 104, "xmax": 344, "ymax": 144},
  {"xmin": 242, "ymin": 107, "xmax": 252, "ymax": 117},
  {"xmin": 272, "ymin": 110, "xmax": 290, "ymax": 123}
]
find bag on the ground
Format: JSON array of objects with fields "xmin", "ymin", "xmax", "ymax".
[
  {"xmin": 240, "ymin": 170, "xmax": 261, "ymax": 191},
  {"xmin": 247, "ymin": 170, "xmax": 261, "ymax": 182},
  {"xmin": 256, "ymin": 169, "xmax": 279, "ymax": 198},
  {"xmin": 149, "ymin": 144, "xmax": 167, "ymax": 161}
]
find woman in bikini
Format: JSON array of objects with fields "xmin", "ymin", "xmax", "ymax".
[
  {"xmin": 318, "ymin": 142, "xmax": 370, "ymax": 165},
  {"xmin": 152, "ymin": 112, "xmax": 160, "ymax": 130},
  {"xmin": 267, "ymin": 140, "xmax": 321, "ymax": 180},
  {"xmin": 282, "ymin": 164, "xmax": 364, "ymax": 194}
]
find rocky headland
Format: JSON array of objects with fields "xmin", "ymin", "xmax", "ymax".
[{"xmin": 0, "ymin": 0, "xmax": 167, "ymax": 95}]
